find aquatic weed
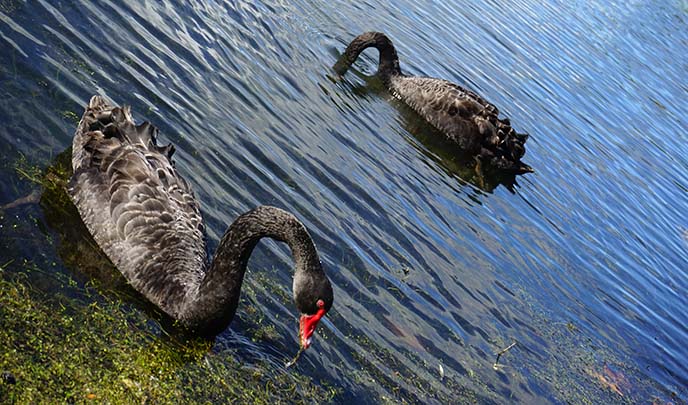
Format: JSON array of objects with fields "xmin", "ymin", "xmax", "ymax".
[{"xmin": 0, "ymin": 266, "xmax": 338, "ymax": 403}]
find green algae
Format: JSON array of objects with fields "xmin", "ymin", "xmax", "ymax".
[{"xmin": 0, "ymin": 265, "xmax": 337, "ymax": 404}]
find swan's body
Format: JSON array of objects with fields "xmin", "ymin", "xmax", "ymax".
[
  {"xmin": 335, "ymin": 32, "xmax": 531, "ymax": 173},
  {"xmin": 68, "ymin": 96, "xmax": 332, "ymax": 344}
]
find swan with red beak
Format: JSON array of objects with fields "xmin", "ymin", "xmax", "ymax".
[
  {"xmin": 68, "ymin": 96, "xmax": 335, "ymax": 366},
  {"xmin": 300, "ymin": 299, "xmax": 328, "ymax": 348},
  {"xmin": 293, "ymin": 258, "xmax": 333, "ymax": 350}
]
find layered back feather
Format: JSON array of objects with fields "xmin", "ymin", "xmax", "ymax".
[
  {"xmin": 389, "ymin": 76, "xmax": 529, "ymax": 164},
  {"xmin": 68, "ymin": 96, "xmax": 206, "ymax": 318}
]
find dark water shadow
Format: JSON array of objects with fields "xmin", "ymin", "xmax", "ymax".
[{"xmin": 393, "ymin": 98, "xmax": 522, "ymax": 193}]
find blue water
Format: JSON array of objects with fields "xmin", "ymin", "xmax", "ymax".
[{"xmin": 1, "ymin": 0, "xmax": 686, "ymax": 402}]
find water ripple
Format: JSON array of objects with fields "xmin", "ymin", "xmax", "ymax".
[{"xmin": 0, "ymin": 0, "xmax": 686, "ymax": 402}]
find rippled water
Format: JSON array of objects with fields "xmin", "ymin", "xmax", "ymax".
[{"xmin": 1, "ymin": 0, "xmax": 686, "ymax": 403}]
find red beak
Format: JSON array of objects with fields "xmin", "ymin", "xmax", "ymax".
[{"xmin": 299, "ymin": 307, "xmax": 327, "ymax": 349}]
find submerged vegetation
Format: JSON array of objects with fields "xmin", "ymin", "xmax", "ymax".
[
  {"xmin": 0, "ymin": 264, "xmax": 337, "ymax": 403},
  {"xmin": 0, "ymin": 129, "xmax": 675, "ymax": 404}
]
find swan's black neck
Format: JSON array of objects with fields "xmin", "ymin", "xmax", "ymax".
[
  {"xmin": 335, "ymin": 32, "xmax": 401, "ymax": 83},
  {"xmin": 182, "ymin": 206, "xmax": 324, "ymax": 336}
]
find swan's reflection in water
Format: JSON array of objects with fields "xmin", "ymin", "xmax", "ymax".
[{"xmin": 397, "ymin": 102, "xmax": 524, "ymax": 193}]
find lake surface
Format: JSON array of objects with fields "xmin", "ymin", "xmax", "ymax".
[{"xmin": 1, "ymin": 0, "xmax": 686, "ymax": 403}]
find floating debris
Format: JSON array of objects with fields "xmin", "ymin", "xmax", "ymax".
[
  {"xmin": 438, "ymin": 363, "xmax": 445, "ymax": 380},
  {"xmin": 493, "ymin": 341, "xmax": 517, "ymax": 370}
]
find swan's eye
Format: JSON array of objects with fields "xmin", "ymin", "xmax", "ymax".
[{"xmin": 316, "ymin": 299, "xmax": 325, "ymax": 309}]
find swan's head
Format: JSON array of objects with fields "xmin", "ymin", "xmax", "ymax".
[{"xmin": 294, "ymin": 267, "xmax": 333, "ymax": 349}]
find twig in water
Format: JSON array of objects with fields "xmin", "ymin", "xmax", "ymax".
[
  {"xmin": 0, "ymin": 189, "xmax": 41, "ymax": 211},
  {"xmin": 493, "ymin": 341, "xmax": 517, "ymax": 370},
  {"xmin": 0, "ymin": 259, "xmax": 15, "ymax": 270},
  {"xmin": 285, "ymin": 346, "xmax": 305, "ymax": 369}
]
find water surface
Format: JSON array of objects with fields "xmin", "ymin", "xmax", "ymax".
[{"xmin": 1, "ymin": 0, "xmax": 686, "ymax": 403}]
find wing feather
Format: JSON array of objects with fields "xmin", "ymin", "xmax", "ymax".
[{"xmin": 68, "ymin": 96, "xmax": 206, "ymax": 318}]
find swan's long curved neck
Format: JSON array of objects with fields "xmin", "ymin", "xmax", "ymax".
[
  {"xmin": 180, "ymin": 206, "xmax": 320, "ymax": 336},
  {"xmin": 335, "ymin": 32, "xmax": 401, "ymax": 82}
]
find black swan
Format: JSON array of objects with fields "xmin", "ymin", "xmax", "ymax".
[
  {"xmin": 334, "ymin": 32, "xmax": 532, "ymax": 173},
  {"xmin": 68, "ymin": 96, "xmax": 333, "ymax": 350}
]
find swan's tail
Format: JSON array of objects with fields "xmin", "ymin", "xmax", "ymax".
[
  {"xmin": 482, "ymin": 116, "xmax": 532, "ymax": 173},
  {"xmin": 72, "ymin": 95, "xmax": 174, "ymax": 172}
]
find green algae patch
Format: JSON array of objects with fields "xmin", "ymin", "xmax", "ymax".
[{"xmin": 0, "ymin": 268, "xmax": 336, "ymax": 404}]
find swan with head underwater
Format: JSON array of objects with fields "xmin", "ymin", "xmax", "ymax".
[
  {"xmin": 68, "ymin": 96, "xmax": 333, "ymax": 362},
  {"xmin": 334, "ymin": 32, "xmax": 533, "ymax": 174}
]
